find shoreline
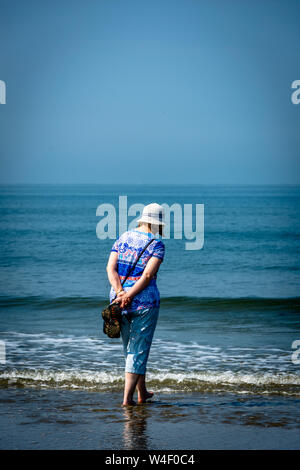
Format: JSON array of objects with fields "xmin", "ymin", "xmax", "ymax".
[{"xmin": 0, "ymin": 387, "xmax": 299, "ymax": 450}]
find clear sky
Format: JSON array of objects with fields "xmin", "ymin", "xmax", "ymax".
[{"xmin": 0, "ymin": 0, "xmax": 299, "ymax": 184}]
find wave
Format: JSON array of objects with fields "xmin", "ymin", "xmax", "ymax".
[
  {"xmin": 0, "ymin": 295, "xmax": 105, "ymax": 310},
  {"xmin": 1, "ymin": 368, "xmax": 300, "ymax": 396},
  {"xmin": 161, "ymin": 296, "xmax": 300, "ymax": 312},
  {"xmin": 1, "ymin": 295, "xmax": 300, "ymax": 312}
]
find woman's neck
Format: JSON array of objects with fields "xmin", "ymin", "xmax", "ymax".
[{"xmin": 136, "ymin": 224, "xmax": 152, "ymax": 234}]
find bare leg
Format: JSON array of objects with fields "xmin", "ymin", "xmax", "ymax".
[
  {"xmin": 137, "ymin": 375, "xmax": 154, "ymax": 403},
  {"xmin": 123, "ymin": 372, "xmax": 139, "ymax": 406}
]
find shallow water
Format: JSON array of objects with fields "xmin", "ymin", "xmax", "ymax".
[
  {"xmin": 0, "ymin": 388, "xmax": 299, "ymax": 449},
  {"xmin": 1, "ymin": 295, "xmax": 299, "ymax": 397}
]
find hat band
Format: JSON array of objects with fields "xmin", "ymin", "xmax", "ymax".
[{"xmin": 144, "ymin": 212, "xmax": 163, "ymax": 221}]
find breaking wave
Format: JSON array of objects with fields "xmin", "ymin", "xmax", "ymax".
[
  {"xmin": 1, "ymin": 295, "xmax": 300, "ymax": 312},
  {"xmin": 1, "ymin": 367, "xmax": 299, "ymax": 396}
]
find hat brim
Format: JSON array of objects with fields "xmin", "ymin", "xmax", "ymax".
[{"xmin": 137, "ymin": 216, "xmax": 165, "ymax": 226}]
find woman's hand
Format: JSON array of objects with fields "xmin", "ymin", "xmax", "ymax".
[
  {"xmin": 117, "ymin": 292, "xmax": 133, "ymax": 309},
  {"xmin": 112, "ymin": 290, "xmax": 126, "ymax": 304}
]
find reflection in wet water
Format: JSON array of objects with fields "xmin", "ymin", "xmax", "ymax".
[
  {"xmin": 0, "ymin": 388, "xmax": 299, "ymax": 450},
  {"xmin": 122, "ymin": 405, "xmax": 152, "ymax": 450},
  {"xmin": 120, "ymin": 395, "xmax": 300, "ymax": 450}
]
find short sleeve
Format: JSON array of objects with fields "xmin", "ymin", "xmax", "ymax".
[
  {"xmin": 111, "ymin": 238, "xmax": 119, "ymax": 253},
  {"xmin": 152, "ymin": 240, "xmax": 165, "ymax": 261}
]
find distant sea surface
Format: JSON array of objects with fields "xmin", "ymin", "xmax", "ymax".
[{"xmin": 0, "ymin": 184, "xmax": 300, "ymax": 398}]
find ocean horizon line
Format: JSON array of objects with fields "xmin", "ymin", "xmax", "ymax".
[{"xmin": 1, "ymin": 182, "xmax": 300, "ymax": 187}]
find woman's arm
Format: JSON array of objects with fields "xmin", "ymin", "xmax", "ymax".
[
  {"xmin": 116, "ymin": 256, "xmax": 162, "ymax": 309},
  {"xmin": 106, "ymin": 251, "xmax": 124, "ymax": 295}
]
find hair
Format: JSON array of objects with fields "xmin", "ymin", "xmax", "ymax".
[{"xmin": 138, "ymin": 222, "xmax": 164, "ymax": 237}]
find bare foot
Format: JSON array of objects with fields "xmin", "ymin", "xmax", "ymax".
[
  {"xmin": 138, "ymin": 391, "xmax": 154, "ymax": 404},
  {"xmin": 122, "ymin": 400, "xmax": 136, "ymax": 406}
]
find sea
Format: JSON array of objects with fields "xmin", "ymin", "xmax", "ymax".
[{"xmin": 0, "ymin": 184, "xmax": 299, "ymax": 449}]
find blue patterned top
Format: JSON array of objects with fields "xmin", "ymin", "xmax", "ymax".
[{"xmin": 109, "ymin": 229, "xmax": 165, "ymax": 313}]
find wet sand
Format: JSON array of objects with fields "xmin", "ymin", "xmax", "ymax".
[{"xmin": 0, "ymin": 387, "xmax": 299, "ymax": 450}]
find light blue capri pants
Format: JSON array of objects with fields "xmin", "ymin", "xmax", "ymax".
[{"xmin": 121, "ymin": 306, "xmax": 159, "ymax": 375}]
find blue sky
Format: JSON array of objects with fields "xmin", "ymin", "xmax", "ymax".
[{"xmin": 0, "ymin": 0, "xmax": 299, "ymax": 184}]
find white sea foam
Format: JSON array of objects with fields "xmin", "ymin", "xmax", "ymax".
[
  {"xmin": 1, "ymin": 331, "xmax": 297, "ymax": 380},
  {"xmin": 0, "ymin": 367, "xmax": 299, "ymax": 396}
]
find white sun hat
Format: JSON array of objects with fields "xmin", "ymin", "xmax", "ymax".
[{"xmin": 137, "ymin": 203, "xmax": 165, "ymax": 226}]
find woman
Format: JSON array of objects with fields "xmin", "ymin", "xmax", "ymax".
[{"xmin": 106, "ymin": 203, "xmax": 165, "ymax": 406}]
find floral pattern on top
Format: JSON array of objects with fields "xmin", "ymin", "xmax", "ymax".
[{"xmin": 109, "ymin": 229, "xmax": 165, "ymax": 313}]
